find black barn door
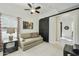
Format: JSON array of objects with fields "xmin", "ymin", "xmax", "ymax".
[{"xmin": 39, "ymin": 17, "xmax": 49, "ymax": 42}]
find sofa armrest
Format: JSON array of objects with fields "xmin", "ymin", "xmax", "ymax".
[
  {"xmin": 39, "ymin": 35, "xmax": 43, "ymax": 39},
  {"xmin": 19, "ymin": 38, "xmax": 24, "ymax": 49},
  {"xmin": 20, "ymin": 38, "xmax": 23, "ymax": 42}
]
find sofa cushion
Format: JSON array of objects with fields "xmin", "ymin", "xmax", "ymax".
[
  {"xmin": 31, "ymin": 32, "xmax": 39, "ymax": 38},
  {"xmin": 23, "ymin": 36, "xmax": 43, "ymax": 46},
  {"xmin": 21, "ymin": 33, "xmax": 31, "ymax": 39}
]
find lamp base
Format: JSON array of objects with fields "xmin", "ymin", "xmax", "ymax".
[{"xmin": 9, "ymin": 36, "xmax": 13, "ymax": 41}]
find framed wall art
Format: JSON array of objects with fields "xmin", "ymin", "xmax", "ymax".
[{"xmin": 23, "ymin": 21, "xmax": 33, "ymax": 29}]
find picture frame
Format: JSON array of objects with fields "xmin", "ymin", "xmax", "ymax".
[{"xmin": 23, "ymin": 21, "xmax": 33, "ymax": 29}]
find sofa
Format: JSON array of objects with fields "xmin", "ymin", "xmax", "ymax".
[{"xmin": 20, "ymin": 32, "xmax": 43, "ymax": 51}]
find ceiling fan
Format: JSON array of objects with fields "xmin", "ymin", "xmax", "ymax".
[{"xmin": 24, "ymin": 3, "xmax": 41, "ymax": 14}]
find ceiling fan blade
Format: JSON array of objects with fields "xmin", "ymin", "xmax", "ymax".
[
  {"xmin": 35, "ymin": 11, "xmax": 40, "ymax": 13},
  {"xmin": 35, "ymin": 6, "xmax": 41, "ymax": 9},
  {"xmin": 24, "ymin": 9, "xmax": 30, "ymax": 10},
  {"xmin": 28, "ymin": 3, "xmax": 32, "ymax": 8}
]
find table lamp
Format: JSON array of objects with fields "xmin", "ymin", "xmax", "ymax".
[{"xmin": 7, "ymin": 28, "xmax": 15, "ymax": 41}]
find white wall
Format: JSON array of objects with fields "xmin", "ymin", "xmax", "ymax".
[
  {"xmin": 72, "ymin": 10, "xmax": 79, "ymax": 44},
  {"xmin": 75, "ymin": 15, "xmax": 79, "ymax": 44},
  {"xmin": 59, "ymin": 13, "xmax": 74, "ymax": 39},
  {"xmin": 49, "ymin": 16, "xmax": 57, "ymax": 44},
  {"xmin": 49, "ymin": 16, "xmax": 60, "ymax": 44}
]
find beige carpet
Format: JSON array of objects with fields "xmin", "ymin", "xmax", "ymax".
[{"xmin": 0, "ymin": 42, "xmax": 64, "ymax": 56}]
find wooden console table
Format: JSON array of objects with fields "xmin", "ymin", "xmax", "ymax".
[{"xmin": 3, "ymin": 38, "xmax": 18, "ymax": 56}]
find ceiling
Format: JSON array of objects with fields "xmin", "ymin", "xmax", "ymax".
[{"xmin": 0, "ymin": 3, "xmax": 79, "ymax": 19}]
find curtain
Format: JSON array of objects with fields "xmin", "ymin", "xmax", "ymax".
[
  {"xmin": 0, "ymin": 13, "xmax": 3, "ymax": 51},
  {"xmin": 17, "ymin": 17, "xmax": 20, "ymax": 46}
]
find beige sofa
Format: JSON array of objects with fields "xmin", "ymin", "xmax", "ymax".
[{"xmin": 20, "ymin": 32, "xmax": 43, "ymax": 51}]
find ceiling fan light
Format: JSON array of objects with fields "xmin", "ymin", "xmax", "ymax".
[{"xmin": 31, "ymin": 9, "xmax": 35, "ymax": 13}]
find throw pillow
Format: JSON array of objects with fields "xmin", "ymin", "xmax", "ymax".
[{"xmin": 31, "ymin": 32, "xmax": 39, "ymax": 38}]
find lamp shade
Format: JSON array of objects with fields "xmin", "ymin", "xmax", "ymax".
[{"xmin": 7, "ymin": 28, "xmax": 15, "ymax": 34}]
